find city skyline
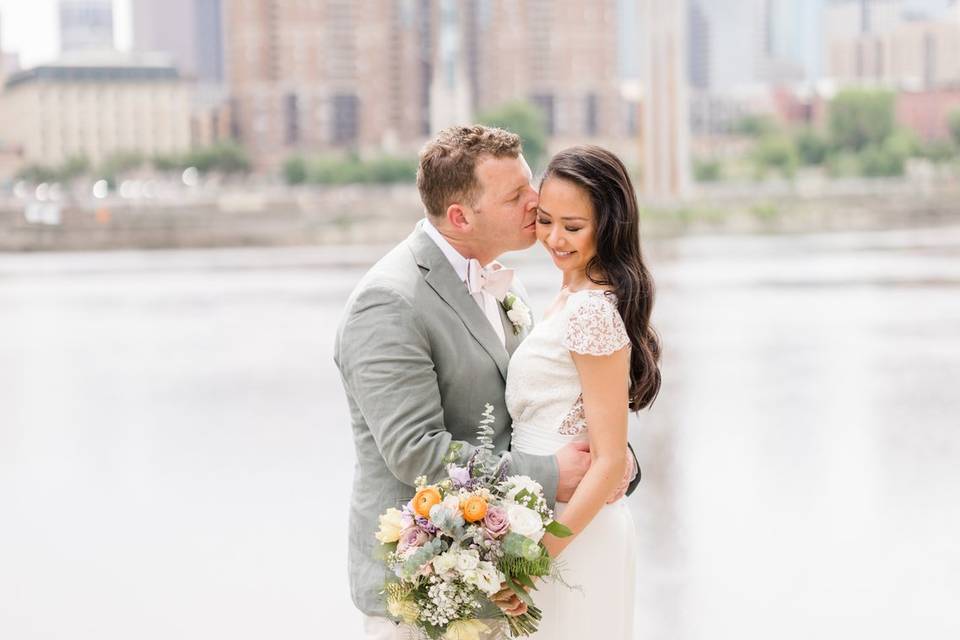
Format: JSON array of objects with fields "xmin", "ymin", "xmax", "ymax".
[{"xmin": 0, "ymin": 0, "xmax": 954, "ymax": 75}]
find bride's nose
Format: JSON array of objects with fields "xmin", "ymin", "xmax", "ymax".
[{"xmin": 547, "ymin": 225, "xmax": 563, "ymax": 247}]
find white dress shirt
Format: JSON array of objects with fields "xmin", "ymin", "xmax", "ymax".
[{"xmin": 422, "ymin": 218, "xmax": 507, "ymax": 346}]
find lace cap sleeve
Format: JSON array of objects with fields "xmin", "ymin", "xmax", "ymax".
[{"xmin": 563, "ymin": 291, "xmax": 630, "ymax": 356}]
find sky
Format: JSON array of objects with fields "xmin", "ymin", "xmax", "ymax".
[{"xmin": 0, "ymin": 0, "xmax": 132, "ymax": 68}]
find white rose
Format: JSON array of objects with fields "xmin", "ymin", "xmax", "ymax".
[
  {"xmin": 507, "ymin": 306, "xmax": 531, "ymax": 327},
  {"xmin": 506, "ymin": 503, "xmax": 545, "ymax": 542},
  {"xmin": 432, "ymin": 551, "xmax": 458, "ymax": 576},
  {"xmin": 455, "ymin": 548, "xmax": 480, "ymax": 572}
]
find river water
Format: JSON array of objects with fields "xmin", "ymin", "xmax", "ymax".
[{"xmin": 2, "ymin": 226, "xmax": 958, "ymax": 639}]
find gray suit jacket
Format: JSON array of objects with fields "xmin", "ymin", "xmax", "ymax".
[{"xmin": 334, "ymin": 222, "xmax": 558, "ymax": 616}]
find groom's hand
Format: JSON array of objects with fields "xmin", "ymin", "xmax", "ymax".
[
  {"xmin": 555, "ymin": 440, "xmax": 591, "ymax": 502},
  {"xmin": 606, "ymin": 450, "xmax": 636, "ymax": 503}
]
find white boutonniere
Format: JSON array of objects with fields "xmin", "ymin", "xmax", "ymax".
[{"xmin": 501, "ymin": 292, "xmax": 532, "ymax": 335}]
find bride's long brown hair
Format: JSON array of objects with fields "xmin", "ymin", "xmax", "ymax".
[{"xmin": 541, "ymin": 146, "xmax": 661, "ymax": 410}]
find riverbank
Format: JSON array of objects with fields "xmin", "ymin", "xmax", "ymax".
[{"xmin": 3, "ymin": 177, "xmax": 960, "ymax": 251}]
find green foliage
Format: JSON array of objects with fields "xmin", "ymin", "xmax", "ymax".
[
  {"xmin": 498, "ymin": 553, "xmax": 551, "ymax": 579},
  {"xmin": 364, "ymin": 155, "xmax": 420, "ymax": 183},
  {"xmin": 949, "ymin": 110, "xmax": 960, "ymax": 148},
  {"xmin": 693, "ymin": 158, "xmax": 722, "ymax": 182},
  {"xmin": 544, "ymin": 519, "xmax": 572, "ymax": 538},
  {"xmin": 825, "ymin": 151, "xmax": 862, "ymax": 178},
  {"xmin": 751, "ymin": 133, "xmax": 798, "ymax": 179},
  {"xmin": 149, "ymin": 144, "xmax": 251, "ymax": 175},
  {"xmin": 501, "ymin": 532, "xmax": 542, "ymax": 561},
  {"xmin": 283, "ymin": 155, "xmax": 308, "ymax": 185},
  {"xmin": 59, "ymin": 155, "xmax": 90, "ymax": 181},
  {"xmin": 795, "ymin": 128, "xmax": 829, "ymax": 165},
  {"xmin": 750, "ymin": 201, "xmax": 779, "ymax": 220},
  {"xmin": 283, "ymin": 152, "xmax": 417, "ymax": 185},
  {"xmin": 829, "ymin": 89, "xmax": 896, "ymax": 152},
  {"xmin": 99, "ymin": 151, "xmax": 145, "ymax": 181},
  {"xmin": 186, "ymin": 142, "xmax": 250, "ymax": 174},
  {"xmin": 152, "ymin": 153, "xmax": 186, "ymax": 172},
  {"xmin": 735, "ymin": 114, "xmax": 779, "ymax": 138},
  {"xmin": 476, "ymin": 100, "xmax": 548, "ymax": 170},
  {"xmin": 15, "ymin": 164, "xmax": 59, "ymax": 183},
  {"xmin": 16, "ymin": 155, "xmax": 91, "ymax": 184},
  {"xmin": 919, "ymin": 139, "xmax": 957, "ymax": 163}
]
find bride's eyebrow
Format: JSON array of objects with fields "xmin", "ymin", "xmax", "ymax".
[{"xmin": 538, "ymin": 206, "xmax": 586, "ymax": 222}]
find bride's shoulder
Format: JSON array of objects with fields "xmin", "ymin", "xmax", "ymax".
[
  {"xmin": 566, "ymin": 287, "xmax": 618, "ymax": 310},
  {"xmin": 562, "ymin": 289, "xmax": 629, "ymax": 356}
]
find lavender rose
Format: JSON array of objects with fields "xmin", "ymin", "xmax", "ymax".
[
  {"xmin": 397, "ymin": 526, "xmax": 431, "ymax": 556},
  {"xmin": 447, "ymin": 464, "xmax": 472, "ymax": 489},
  {"xmin": 482, "ymin": 505, "xmax": 509, "ymax": 539}
]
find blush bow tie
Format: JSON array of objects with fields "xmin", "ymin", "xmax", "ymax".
[{"xmin": 466, "ymin": 259, "xmax": 514, "ymax": 301}]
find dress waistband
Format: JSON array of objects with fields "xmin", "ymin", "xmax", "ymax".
[{"xmin": 510, "ymin": 422, "xmax": 587, "ymax": 456}]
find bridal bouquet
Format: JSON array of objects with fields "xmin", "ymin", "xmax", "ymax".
[{"xmin": 374, "ymin": 405, "xmax": 571, "ymax": 639}]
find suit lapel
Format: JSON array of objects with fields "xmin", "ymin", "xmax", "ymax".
[{"xmin": 408, "ymin": 224, "xmax": 510, "ymax": 381}]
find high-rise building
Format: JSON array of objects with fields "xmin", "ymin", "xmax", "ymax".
[
  {"xmin": 825, "ymin": 0, "xmax": 960, "ymax": 88},
  {"xmin": 467, "ymin": 0, "xmax": 624, "ymax": 142},
  {"xmin": 756, "ymin": 0, "xmax": 806, "ymax": 82},
  {"xmin": 59, "ymin": 0, "xmax": 114, "ymax": 54},
  {"xmin": 688, "ymin": 0, "xmax": 711, "ymax": 90},
  {"xmin": 131, "ymin": 0, "xmax": 224, "ymax": 83},
  {"xmin": 224, "ymin": 0, "xmax": 431, "ymax": 165},
  {"xmin": 221, "ymin": 0, "xmax": 627, "ymax": 165},
  {"xmin": 639, "ymin": 0, "xmax": 691, "ymax": 200}
]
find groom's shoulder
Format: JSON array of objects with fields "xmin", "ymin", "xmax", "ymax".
[{"xmin": 343, "ymin": 236, "xmax": 422, "ymax": 313}]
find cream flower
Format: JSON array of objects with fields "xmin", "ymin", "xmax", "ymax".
[
  {"xmin": 374, "ymin": 507, "xmax": 404, "ymax": 543},
  {"xmin": 504, "ymin": 475, "xmax": 543, "ymax": 502},
  {"xmin": 387, "ymin": 598, "xmax": 419, "ymax": 625},
  {"xmin": 455, "ymin": 548, "xmax": 480, "ymax": 572},
  {"xmin": 506, "ymin": 503, "xmax": 544, "ymax": 542},
  {"xmin": 502, "ymin": 293, "xmax": 532, "ymax": 334},
  {"xmin": 443, "ymin": 619, "xmax": 490, "ymax": 640},
  {"xmin": 464, "ymin": 560, "xmax": 503, "ymax": 596},
  {"xmin": 432, "ymin": 550, "xmax": 458, "ymax": 576}
]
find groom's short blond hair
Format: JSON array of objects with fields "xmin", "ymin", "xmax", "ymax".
[{"xmin": 417, "ymin": 125, "xmax": 522, "ymax": 219}]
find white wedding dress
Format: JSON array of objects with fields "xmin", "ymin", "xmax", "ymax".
[{"xmin": 505, "ymin": 289, "xmax": 637, "ymax": 640}]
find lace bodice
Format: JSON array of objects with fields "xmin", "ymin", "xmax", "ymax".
[{"xmin": 506, "ymin": 289, "xmax": 629, "ymax": 456}]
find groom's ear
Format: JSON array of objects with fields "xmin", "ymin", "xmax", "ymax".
[{"xmin": 446, "ymin": 203, "xmax": 471, "ymax": 231}]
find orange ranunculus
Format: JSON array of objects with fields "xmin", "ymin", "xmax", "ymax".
[
  {"xmin": 461, "ymin": 495, "xmax": 488, "ymax": 523},
  {"xmin": 412, "ymin": 486, "xmax": 442, "ymax": 518}
]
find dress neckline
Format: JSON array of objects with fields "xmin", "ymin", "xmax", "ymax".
[{"xmin": 542, "ymin": 288, "xmax": 616, "ymax": 322}]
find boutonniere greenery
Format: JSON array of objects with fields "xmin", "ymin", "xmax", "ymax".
[{"xmin": 501, "ymin": 292, "xmax": 532, "ymax": 335}]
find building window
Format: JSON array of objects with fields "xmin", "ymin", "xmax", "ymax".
[
  {"xmin": 923, "ymin": 31, "xmax": 936, "ymax": 90},
  {"xmin": 332, "ymin": 94, "xmax": 359, "ymax": 145},
  {"xmin": 285, "ymin": 93, "xmax": 300, "ymax": 144},
  {"xmin": 585, "ymin": 93, "xmax": 598, "ymax": 137},
  {"xmin": 531, "ymin": 93, "xmax": 555, "ymax": 135}
]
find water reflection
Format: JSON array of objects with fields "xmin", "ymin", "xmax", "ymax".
[{"xmin": 1, "ymin": 227, "xmax": 958, "ymax": 639}]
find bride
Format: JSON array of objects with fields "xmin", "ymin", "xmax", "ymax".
[{"xmin": 504, "ymin": 145, "xmax": 661, "ymax": 639}]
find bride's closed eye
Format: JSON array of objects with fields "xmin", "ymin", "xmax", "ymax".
[{"xmin": 538, "ymin": 217, "xmax": 583, "ymax": 232}]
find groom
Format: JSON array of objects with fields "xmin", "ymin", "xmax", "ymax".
[{"xmin": 334, "ymin": 125, "xmax": 639, "ymax": 639}]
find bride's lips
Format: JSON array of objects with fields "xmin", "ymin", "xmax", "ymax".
[{"xmin": 549, "ymin": 248, "xmax": 576, "ymax": 259}]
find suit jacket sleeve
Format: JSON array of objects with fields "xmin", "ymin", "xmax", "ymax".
[{"xmin": 337, "ymin": 285, "xmax": 559, "ymax": 502}]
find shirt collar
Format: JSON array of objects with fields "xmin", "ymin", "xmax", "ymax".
[{"xmin": 422, "ymin": 217, "xmax": 471, "ymax": 283}]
